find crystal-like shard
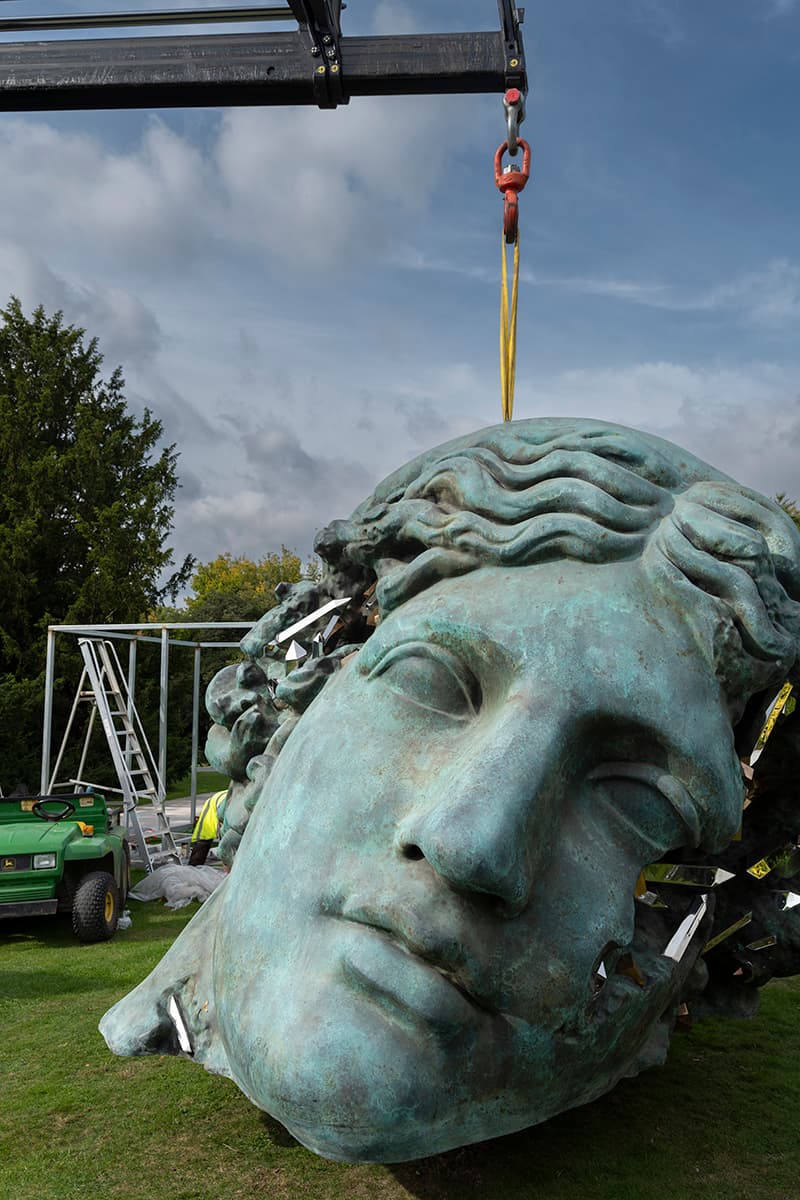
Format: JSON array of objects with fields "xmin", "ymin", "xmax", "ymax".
[
  {"xmin": 663, "ymin": 895, "xmax": 708, "ymax": 962},
  {"xmin": 168, "ymin": 994, "xmax": 192, "ymax": 1055},
  {"xmin": 285, "ymin": 639, "xmax": 308, "ymax": 664},
  {"xmin": 745, "ymin": 936, "xmax": 778, "ymax": 952},
  {"xmin": 277, "ymin": 597, "xmax": 352, "ymax": 645},
  {"xmin": 644, "ymin": 864, "xmax": 734, "ymax": 888},
  {"xmin": 702, "ymin": 912, "xmax": 752, "ymax": 954}
]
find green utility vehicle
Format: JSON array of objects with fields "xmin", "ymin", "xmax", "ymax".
[{"xmin": 0, "ymin": 790, "xmax": 130, "ymax": 942}]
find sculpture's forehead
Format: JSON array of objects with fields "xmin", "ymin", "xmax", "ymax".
[{"xmin": 371, "ymin": 558, "xmax": 703, "ymax": 682}]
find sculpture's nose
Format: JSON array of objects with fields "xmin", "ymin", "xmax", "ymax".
[{"xmin": 396, "ymin": 696, "xmax": 563, "ymax": 918}]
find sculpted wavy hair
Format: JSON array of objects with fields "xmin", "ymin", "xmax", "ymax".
[{"xmin": 211, "ymin": 419, "xmax": 800, "ymax": 861}]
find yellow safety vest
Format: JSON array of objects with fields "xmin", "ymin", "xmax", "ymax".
[{"xmin": 191, "ymin": 790, "xmax": 227, "ymax": 843}]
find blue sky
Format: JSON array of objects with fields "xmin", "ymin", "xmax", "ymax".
[{"xmin": 1, "ymin": 0, "xmax": 798, "ymax": 567}]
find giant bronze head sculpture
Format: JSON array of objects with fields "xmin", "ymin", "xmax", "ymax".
[{"xmin": 101, "ymin": 418, "xmax": 800, "ymax": 1162}]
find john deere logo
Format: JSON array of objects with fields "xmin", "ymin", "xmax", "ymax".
[{"xmin": 2, "ymin": 858, "xmax": 15, "ymax": 871}]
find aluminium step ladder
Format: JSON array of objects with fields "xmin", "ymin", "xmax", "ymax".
[{"xmin": 73, "ymin": 638, "xmax": 180, "ymax": 869}]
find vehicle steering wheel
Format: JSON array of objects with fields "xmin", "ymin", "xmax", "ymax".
[{"xmin": 32, "ymin": 798, "xmax": 76, "ymax": 822}]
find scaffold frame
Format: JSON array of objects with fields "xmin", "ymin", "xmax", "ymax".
[{"xmin": 41, "ymin": 621, "xmax": 253, "ymax": 827}]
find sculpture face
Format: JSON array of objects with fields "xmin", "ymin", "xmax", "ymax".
[
  {"xmin": 100, "ymin": 418, "xmax": 800, "ymax": 1164},
  {"xmin": 209, "ymin": 558, "xmax": 741, "ymax": 1161}
]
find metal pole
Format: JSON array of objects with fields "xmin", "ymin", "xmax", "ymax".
[
  {"xmin": 48, "ymin": 668, "xmax": 90, "ymax": 792},
  {"xmin": 158, "ymin": 628, "xmax": 169, "ymax": 803},
  {"xmin": 40, "ymin": 627, "xmax": 57, "ymax": 794},
  {"xmin": 126, "ymin": 638, "xmax": 138, "ymax": 772},
  {"xmin": 74, "ymin": 704, "xmax": 98, "ymax": 787},
  {"xmin": 190, "ymin": 645, "xmax": 202, "ymax": 828},
  {"xmin": 0, "ymin": 6, "xmax": 294, "ymax": 34}
]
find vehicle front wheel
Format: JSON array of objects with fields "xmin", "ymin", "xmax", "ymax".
[{"xmin": 71, "ymin": 871, "xmax": 119, "ymax": 943}]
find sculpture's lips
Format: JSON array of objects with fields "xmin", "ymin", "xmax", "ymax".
[{"xmin": 336, "ymin": 913, "xmax": 493, "ymax": 1028}]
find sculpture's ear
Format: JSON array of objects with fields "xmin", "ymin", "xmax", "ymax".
[{"xmin": 99, "ymin": 882, "xmax": 232, "ymax": 1078}]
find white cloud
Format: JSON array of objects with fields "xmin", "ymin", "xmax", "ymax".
[
  {"xmin": 393, "ymin": 245, "xmax": 800, "ymax": 330},
  {"xmin": 372, "ymin": 1, "xmax": 419, "ymax": 35},
  {"xmin": 0, "ymin": 118, "xmax": 213, "ymax": 274},
  {"xmin": 633, "ymin": 0, "xmax": 686, "ymax": 47},
  {"xmin": 0, "ymin": 96, "xmax": 469, "ymax": 281},
  {"xmin": 536, "ymin": 260, "xmax": 800, "ymax": 327},
  {"xmin": 0, "ymin": 239, "xmax": 161, "ymax": 363},
  {"xmin": 701, "ymin": 260, "xmax": 800, "ymax": 326},
  {"xmin": 514, "ymin": 360, "xmax": 800, "ymax": 501},
  {"xmin": 214, "ymin": 96, "xmax": 467, "ymax": 269},
  {"xmin": 175, "ymin": 419, "xmax": 374, "ymax": 562}
]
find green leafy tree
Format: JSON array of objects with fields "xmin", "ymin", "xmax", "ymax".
[
  {"xmin": 152, "ymin": 550, "xmax": 318, "ymax": 773},
  {"xmin": 167, "ymin": 549, "xmax": 308, "ymax": 625},
  {"xmin": 0, "ymin": 297, "xmax": 191, "ymax": 790},
  {"xmin": 777, "ymin": 493, "xmax": 800, "ymax": 533}
]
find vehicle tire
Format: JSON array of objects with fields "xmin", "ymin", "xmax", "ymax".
[{"xmin": 71, "ymin": 871, "xmax": 119, "ymax": 943}]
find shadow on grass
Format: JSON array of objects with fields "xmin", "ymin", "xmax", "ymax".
[
  {"xmin": 258, "ymin": 1110, "xmax": 304, "ymax": 1150},
  {"xmin": 2, "ymin": 967, "xmax": 113, "ymax": 999},
  {"xmin": 1, "ymin": 913, "xmax": 80, "ymax": 947},
  {"xmin": 384, "ymin": 993, "xmax": 800, "ymax": 1200}
]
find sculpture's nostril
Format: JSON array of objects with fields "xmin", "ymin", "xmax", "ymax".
[{"xmin": 402, "ymin": 844, "xmax": 425, "ymax": 861}]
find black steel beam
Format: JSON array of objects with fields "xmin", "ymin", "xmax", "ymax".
[
  {"xmin": 0, "ymin": 30, "xmax": 509, "ymax": 111},
  {"xmin": 0, "ymin": 8, "xmax": 294, "ymax": 34}
]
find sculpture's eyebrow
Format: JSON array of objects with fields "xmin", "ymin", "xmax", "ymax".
[{"xmin": 357, "ymin": 608, "xmax": 517, "ymax": 682}]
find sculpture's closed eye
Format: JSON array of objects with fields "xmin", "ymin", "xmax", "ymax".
[
  {"xmin": 367, "ymin": 642, "xmax": 481, "ymax": 722},
  {"xmin": 588, "ymin": 764, "xmax": 700, "ymax": 858}
]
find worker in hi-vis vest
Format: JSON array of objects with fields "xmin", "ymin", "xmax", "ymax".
[{"xmin": 189, "ymin": 789, "xmax": 228, "ymax": 866}]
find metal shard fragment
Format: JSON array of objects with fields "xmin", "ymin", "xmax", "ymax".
[
  {"xmin": 597, "ymin": 961, "xmax": 608, "ymax": 980},
  {"xmin": 616, "ymin": 953, "xmax": 646, "ymax": 987},
  {"xmin": 750, "ymin": 682, "xmax": 794, "ymax": 765},
  {"xmin": 663, "ymin": 895, "xmax": 709, "ymax": 962},
  {"xmin": 285, "ymin": 640, "xmax": 308, "ymax": 664},
  {"xmin": 644, "ymin": 864, "xmax": 735, "ymax": 888},
  {"xmin": 781, "ymin": 893, "xmax": 800, "ymax": 911},
  {"xmin": 636, "ymin": 889, "xmax": 669, "ymax": 908},
  {"xmin": 276, "ymin": 597, "xmax": 352, "ymax": 645},
  {"xmin": 745, "ymin": 936, "xmax": 778, "ymax": 952},
  {"xmin": 703, "ymin": 912, "xmax": 753, "ymax": 954},
  {"xmin": 321, "ymin": 614, "xmax": 343, "ymax": 643},
  {"xmin": 747, "ymin": 843, "xmax": 800, "ymax": 880},
  {"xmin": 167, "ymin": 995, "xmax": 192, "ymax": 1055}
]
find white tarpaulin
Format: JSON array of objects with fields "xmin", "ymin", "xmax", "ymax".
[{"xmin": 128, "ymin": 864, "xmax": 225, "ymax": 910}]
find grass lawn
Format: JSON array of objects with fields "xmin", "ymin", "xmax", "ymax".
[
  {"xmin": 165, "ymin": 769, "xmax": 230, "ymax": 803},
  {"xmin": 3, "ymin": 899, "xmax": 800, "ymax": 1200}
]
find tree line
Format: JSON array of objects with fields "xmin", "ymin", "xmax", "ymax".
[{"xmin": 0, "ymin": 298, "xmax": 312, "ymax": 793}]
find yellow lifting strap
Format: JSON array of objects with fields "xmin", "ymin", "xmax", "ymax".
[{"xmin": 500, "ymin": 230, "xmax": 521, "ymax": 422}]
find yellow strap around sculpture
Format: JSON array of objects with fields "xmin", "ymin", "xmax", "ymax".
[{"xmin": 500, "ymin": 230, "xmax": 521, "ymax": 422}]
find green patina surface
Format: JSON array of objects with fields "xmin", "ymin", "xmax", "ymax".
[{"xmin": 101, "ymin": 419, "xmax": 800, "ymax": 1163}]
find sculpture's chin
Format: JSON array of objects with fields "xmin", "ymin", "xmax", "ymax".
[{"xmin": 215, "ymin": 940, "xmax": 687, "ymax": 1164}]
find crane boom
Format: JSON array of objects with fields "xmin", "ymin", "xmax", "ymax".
[{"xmin": 0, "ymin": 1, "xmax": 526, "ymax": 111}]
